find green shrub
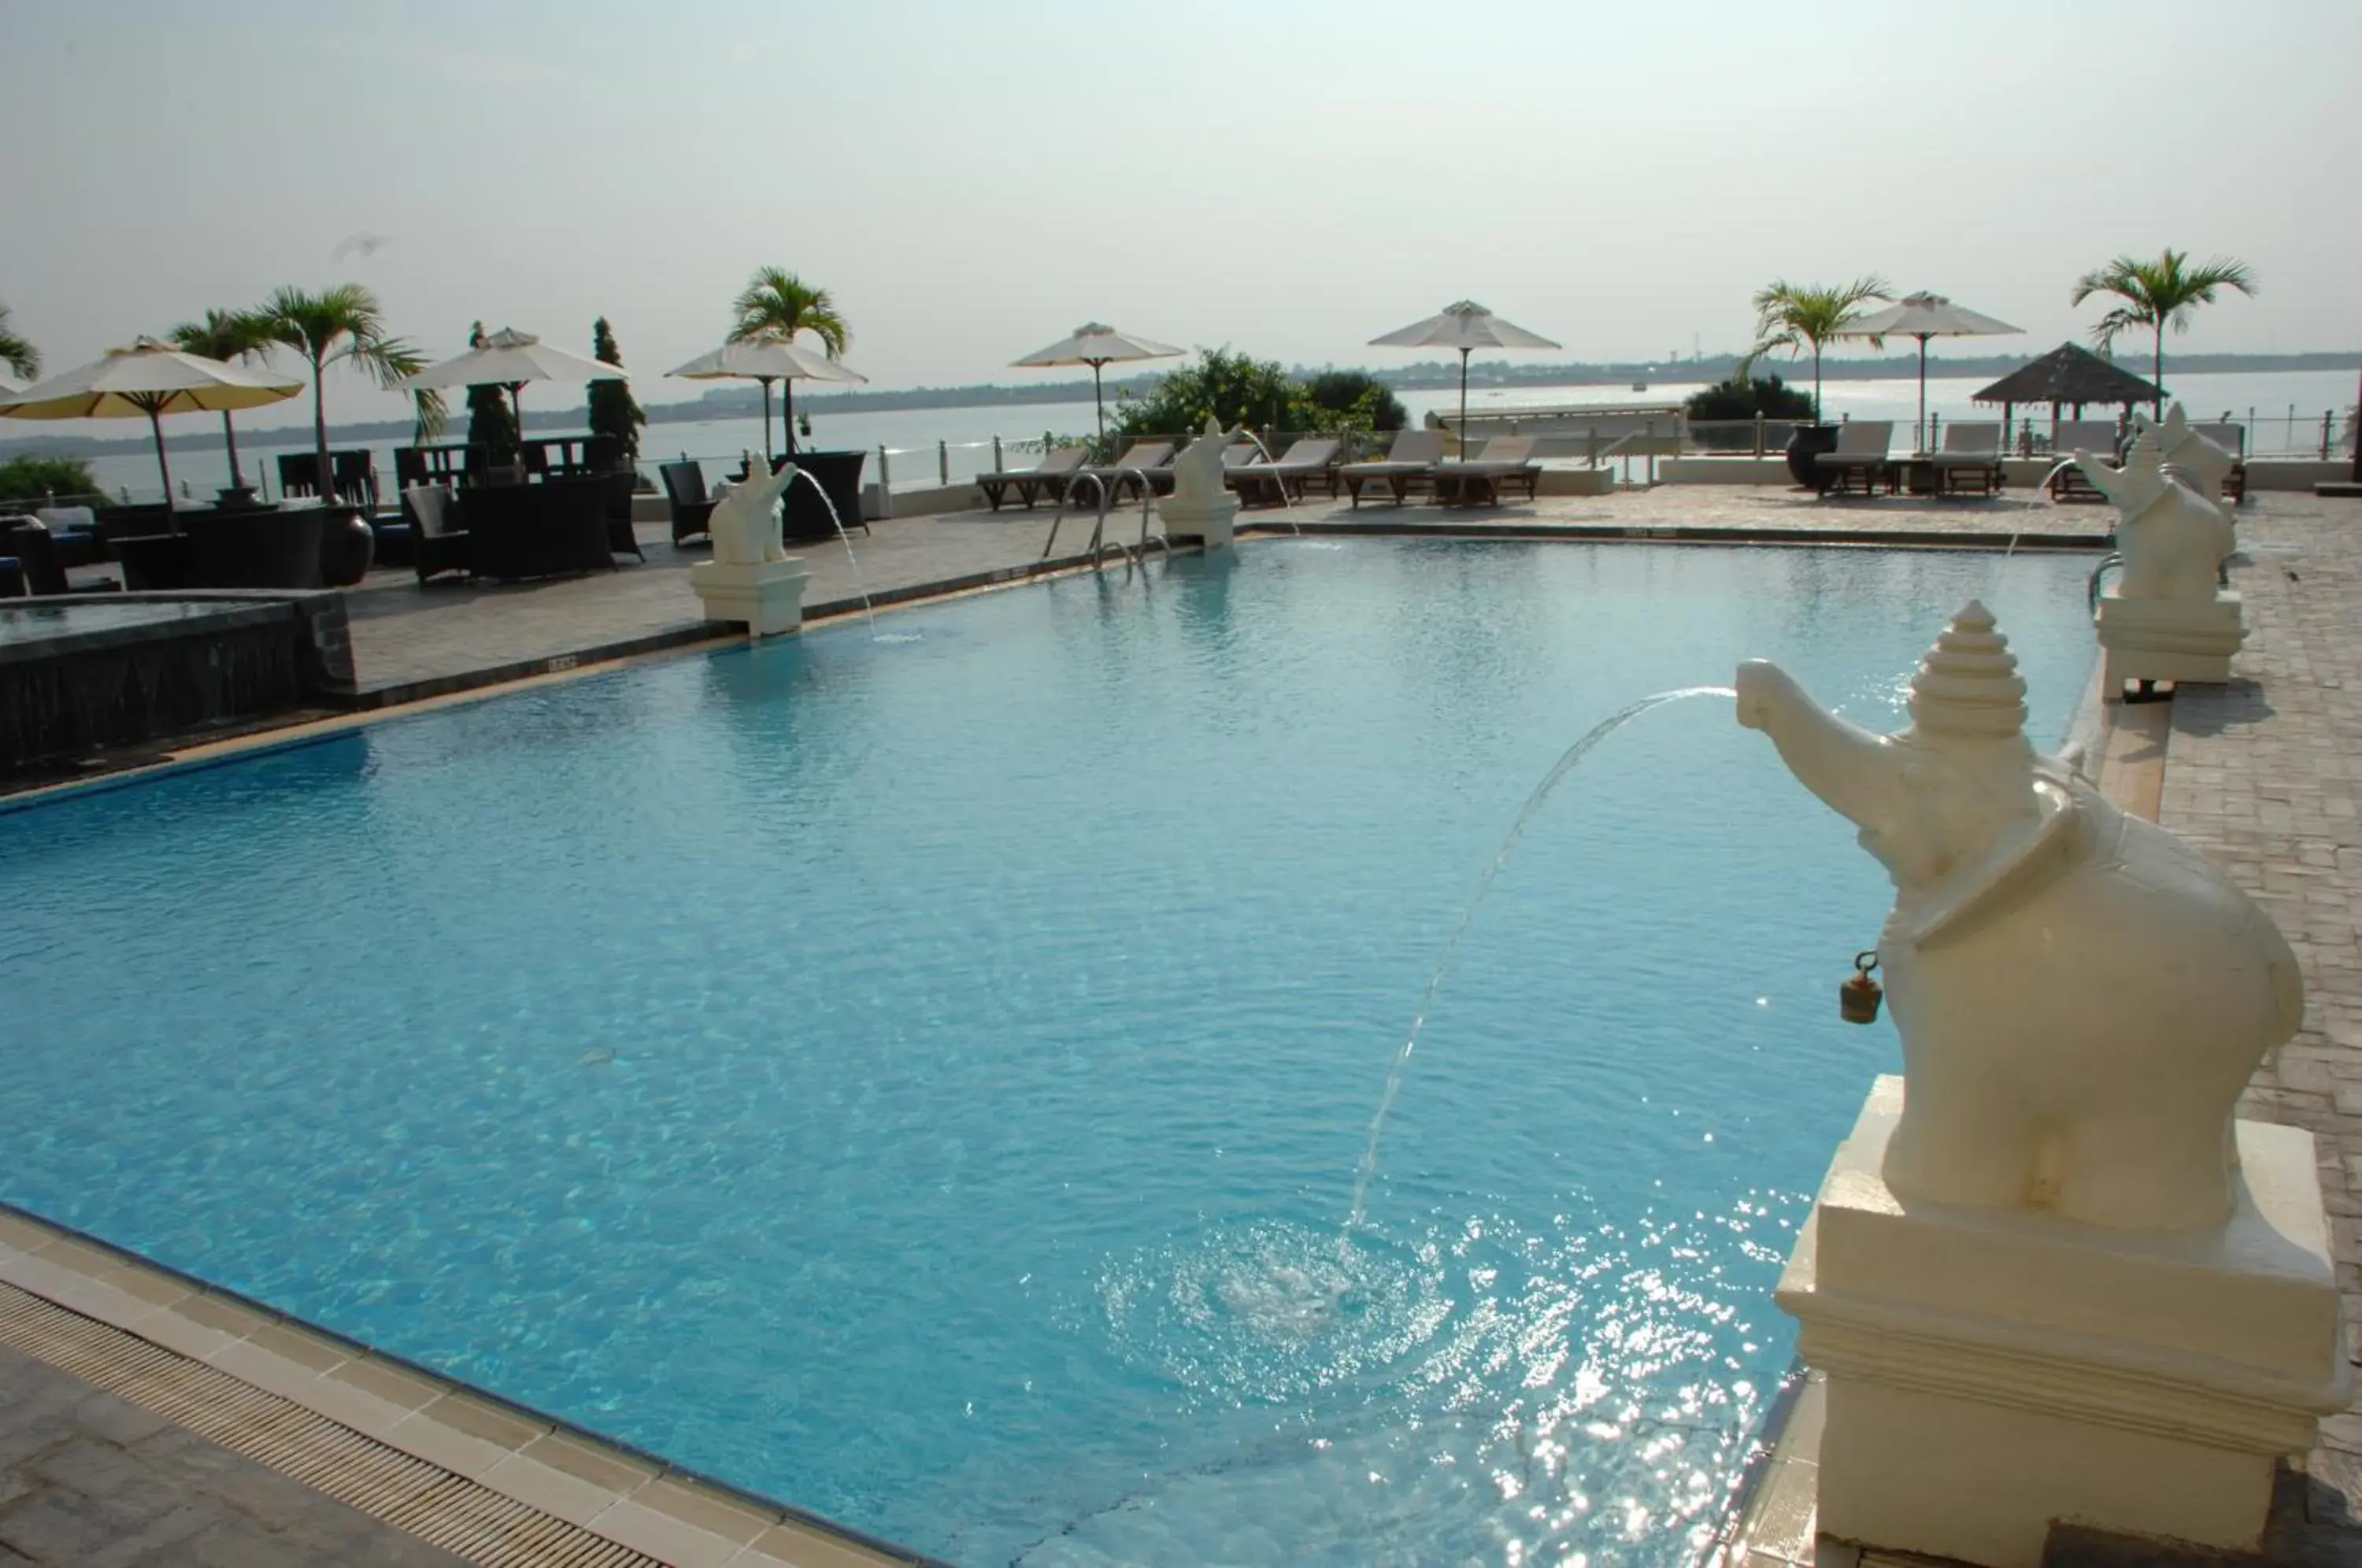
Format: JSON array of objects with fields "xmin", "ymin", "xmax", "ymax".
[
  {"xmin": 0, "ymin": 454, "xmax": 99, "ymax": 505},
  {"xmin": 1685, "ymin": 374, "xmax": 1816, "ymax": 422},
  {"xmin": 1304, "ymin": 371, "xmax": 1408, "ymax": 432}
]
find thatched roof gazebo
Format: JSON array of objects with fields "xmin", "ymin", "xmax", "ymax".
[{"xmin": 1972, "ymin": 342, "xmax": 2166, "ymax": 433}]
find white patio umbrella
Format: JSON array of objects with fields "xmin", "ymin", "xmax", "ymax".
[
  {"xmin": 1838, "ymin": 292, "xmax": 2021, "ymax": 450},
  {"xmin": 0, "ymin": 339, "xmax": 301, "ymax": 510},
  {"xmin": 399, "ymin": 327, "xmax": 626, "ymax": 438},
  {"xmin": 1370, "ymin": 301, "xmax": 1560, "ymax": 455},
  {"xmin": 1012, "ymin": 324, "xmax": 1183, "ymax": 444},
  {"xmin": 668, "ymin": 336, "xmax": 866, "ymax": 462}
]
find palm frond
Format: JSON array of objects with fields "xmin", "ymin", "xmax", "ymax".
[
  {"xmin": 0, "ymin": 302, "xmax": 39, "ymax": 379},
  {"xmin": 729, "ymin": 265, "xmax": 850, "ymax": 357},
  {"xmin": 413, "ymin": 387, "xmax": 449, "ymax": 443}
]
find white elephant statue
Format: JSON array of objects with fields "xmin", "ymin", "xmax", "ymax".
[
  {"xmin": 1168, "ymin": 414, "xmax": 1235, "ymax": 508},
  {"xmin": 2131, "ymin": 402, "xmax": 2238, "ymax": 524},
  {"xmin": 1735, "ymin": 601, "xmax": 2301, "ymax": 1232},
  {"xmin": 708, "ymin": 461, "xmax": 796, "ymax": 567},
  {"xmin": 2072, "ymin": 427, "xmax": 2233, "ymax": 602}
]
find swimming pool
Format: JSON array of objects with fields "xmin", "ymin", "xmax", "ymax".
[{"xmin": 0, "ymin": 540, "xmax": 2096, "ymax": 1565}]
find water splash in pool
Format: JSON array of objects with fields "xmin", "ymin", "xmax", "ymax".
[{"xmin": 1345, "ymin": 686, "xmax": 1739, "ymax": 1236}]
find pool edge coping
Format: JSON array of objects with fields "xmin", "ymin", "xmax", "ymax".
[{"xmin": 0, "ymin": 1199, "xmax": 946, "ymax": 1568}]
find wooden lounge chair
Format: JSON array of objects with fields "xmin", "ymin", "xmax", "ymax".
[
  {"xmin": 1338, "ymin": 430, "xmax": 1446, "ymax": 508},
  {"xmin": 1227, "ymin": 438, "xmax": 1341, "ymax": 507},
  {"xmin": 1075, "ymin": 442, "xmax": 1176, "ymax": 504},
  {"xmin": 661, "ymin": 460, "xmax": 718, "ymax": 545},
  {"xmin": 2191, "ymin": 422, "xmax": 2248, "ymax": 501},
  {"xmin": 1926, "ymin": 423, "xmax": 2004, "ymax": 496},
  {"xmin": 1814, "ymin": 422, "xmax": 1897, "ymax": 496},
  {"xmin": 1433, "ymin": 437, "xmax": 1542, "ymax": 508},
  {"xmin": 978, "ymin": 445, "xmax": 1088, "ymax": 511},
  {"xmin": 2046, "ymin": 421, "xmax": 2121, "ymax": 502}
]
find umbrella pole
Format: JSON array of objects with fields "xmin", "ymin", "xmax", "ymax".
[
  {"xmin": 221, "ymin": 409, "xmax": 245, "ymax": 492},
  {"xmin": 1459, "ymin": 348, "xmax": 1471, "ymax": 458},
  {"xmin": 146, "ymin": 404, "xmax": 175, "ymax": 523},
  {"xmin": 760, "ymin": 380, "xmax": 775, "ymax": 464},
  {"xmin": 1093, "ymin": 361, "xmax": 1105, "ymax": 451},
  {"xmin": 510, "ymin": 384, "xmax": 526, "ymax": 461},
  {"xmin": 783, "ymin": 379, "xmax": 796, "ymax": 460},
  {"xmin": 1918, "ymin": 336, "xmax": 1930, "ymax": 453}
]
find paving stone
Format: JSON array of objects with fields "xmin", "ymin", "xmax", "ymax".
[
  {"xmin": 2159, "ymin": 493, "xmax": 2362, "ymax": 1560},
  {"xmin": 0, "ymin": 1348, "xmax": 465, "ymax": 1566}
]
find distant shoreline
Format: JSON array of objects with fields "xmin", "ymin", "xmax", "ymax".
[{"xmin": 6, "ymin": 350, "xmax": 2355, "ymax": 460}]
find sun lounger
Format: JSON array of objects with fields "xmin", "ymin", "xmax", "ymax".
[
  {"xmin": 2046, "ymin": 421, "xmax": 2122, "ymax": 502},
  {"xmin": 979, "ymin": 445, "xmax": 1088, "ymax": 511},
  {"xmin": 1228, "ymin": 438, "xmax": 1342, "ymax": 507},
  {"xmin": 1338, "ymin": 430, "xmax": 1446, "ymax": 508},
  {"xmin": 2190, "ymin": 422, "xmax": 2249, "ymax": 501},
  {"xmin": 1813, "ymin": 422, "xmax": 1897, "ymax": 497},
  {"xmin": 1925, "ymin": 423, "xmax": 2004, "ymax": 496},
  {"xmin": 1432, "ymin": 437, "xmax": 1542, "ymax": 508},
  {"xmin": 1074, "ymin": 442, "xmax": 1176, "ymax": 505}
]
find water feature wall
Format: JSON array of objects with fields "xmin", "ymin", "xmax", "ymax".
[{"xmin": 0, "ymin": 592, "xmax": 354, "ymax": 779}]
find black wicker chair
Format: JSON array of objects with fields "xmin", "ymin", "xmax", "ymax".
[
  {"xmin": 7, "ymin": 521, "xmax": 120, "ymax": 595},
  {"xmin": 404, "ymin": 485, "xmax": 470, "ymax": 586},
  {"xmin": 661, "ymin": 461, "xmax": 716, "ymax": 546}
]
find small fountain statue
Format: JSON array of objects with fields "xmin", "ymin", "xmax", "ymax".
[
  {"xmin": 2131, "ymin": 401, "xmax": 2240, "ymax": 526},
  {"xmin": 1157, "ymin": 415, "xmax": 1242, "ymax": 549},
  {"xmin": 2072, "ymin": 424, "xmax": 2244, "ymax": 691},
  {"xmin": 687, "ymin": 464, "xmax": 813, "ymax": 636},
  {"xmin": 1731, "ymin": 604, "xmax": 2343, "ymax": 1564},
  {"xmin": 1739, "ymin": 603, "xmax": 2297, "ymax": 1230}
]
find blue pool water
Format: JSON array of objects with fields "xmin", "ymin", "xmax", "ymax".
[{"xmin": 0, "ymin": 541, "xmax": 2096, "ymax": 1566}]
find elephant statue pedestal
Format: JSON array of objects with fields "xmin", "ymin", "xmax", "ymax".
[
  {"xmin": 1155, "ymin": 490, "xmax": 1237, "ymax": 550},
  {"xmin": 690, "ymin": 557, "xmax": 812, "ymax": 637},
  {"xmin": 2095, "ymin": 590, "xmax": 2244, "ymax": 692},
  {"xmin": 1778, "ymin": 1075, "xmax": 2345, "ymax": 1566}
]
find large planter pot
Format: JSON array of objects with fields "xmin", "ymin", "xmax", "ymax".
[
  {"xmin": 1784, "ymin": 423, "xmax": 1840, "ymax": 488},
  {"xmin": 318, "ymin": 505, "xmax": 376, "ymax": 586}
]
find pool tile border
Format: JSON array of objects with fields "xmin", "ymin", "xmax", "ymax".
[{"xmin": 0, "ymin": 1199, "xmax": 944, "ymax": 1568}]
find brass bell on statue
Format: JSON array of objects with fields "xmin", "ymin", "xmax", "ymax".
[{"xmin": 1839, "ymin": 950, "xmax": 1883, "ymax": 1025}]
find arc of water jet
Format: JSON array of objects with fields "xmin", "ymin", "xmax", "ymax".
[
  {"xmin": 1342, "ymin": 686, "xmax": 1738, "ymax": 1239},
  {"xmin": 783, "ymin": 465, "xmax": 878, "ymax": 634}
]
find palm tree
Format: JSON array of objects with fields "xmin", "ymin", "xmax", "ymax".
[
  {"xmin": 0, "ymin": 302, "xmax": 37, "ymax": 380},
  {"xmin": 1740, "ymin": 276, "xmax": 1892, "ymax": 420},
  {"xmin": 168, "ymin": 309, "xmax": 278, "ymax": 492},
  {"xmin": 728, "ymin": 266, "xmax": 849, "ymax": 454},
  {"xmin": 2071, "ymin": 250, "xmax": 2258, "ymax": 416},
  {"xmin": 256, "ymin": 283, "xmax": 429, "ymax": 499}
]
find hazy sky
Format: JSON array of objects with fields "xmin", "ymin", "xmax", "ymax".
[{"xmin": 2, "ymin": 0, "xmax": 2353, "ymax": 429}]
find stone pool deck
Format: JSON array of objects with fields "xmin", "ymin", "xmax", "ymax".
[{"xmin": 13, "ymin": 486, "xmax": 2362, "ymax": 1565}]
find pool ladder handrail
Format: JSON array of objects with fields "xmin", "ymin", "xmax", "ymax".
[{"xmin": 1042, "ymin": 468, "xmax": 1168, "ymax": 571}]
